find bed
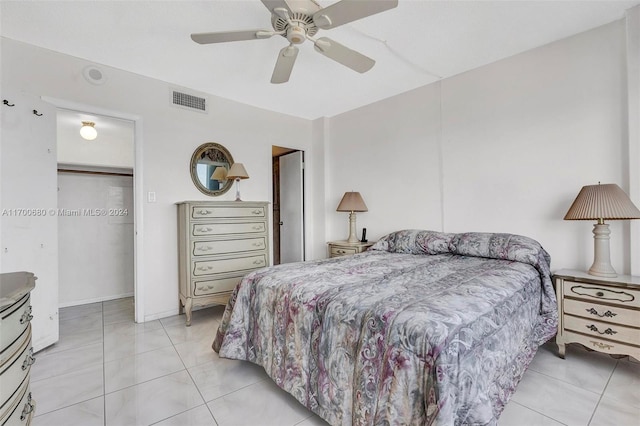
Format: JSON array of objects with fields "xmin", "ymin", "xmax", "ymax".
[{"xmin": 213, "ymin": 230, "xmax": 558, "ymax": 425}]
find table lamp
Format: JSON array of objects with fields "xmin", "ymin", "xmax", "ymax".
[
  {"xmin": 564, "ymin": 183, "xmax": 640, "ymax": 277},
  {"xmin": 227, "ymin": 163, "xmax": 249, "ymax": 201},
  {"xmin": 337, "ymin": 192, "xmax": 368, "ymax": 243}
]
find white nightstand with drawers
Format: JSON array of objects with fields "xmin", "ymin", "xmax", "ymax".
[
  {"xmin": 327, "ymin": 241, "xmax": 374, "ymax": 258},
  {"xmin": 553, "ymin": 269, "xmax": 640, "ymax": 361},
  {"xmin": 177, "ymin": 201, "xmax": 270, "ymax": 326}
]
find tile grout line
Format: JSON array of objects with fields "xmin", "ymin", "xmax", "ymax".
[{"xmin": 586, "ymin": 359, "xmax": 619, "ymax": 426}]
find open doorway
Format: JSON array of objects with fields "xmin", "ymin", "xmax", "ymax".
[
  {"xmin": 272, "ymin": 146, "xmax": 305, "ymax": 265},
  {"xmin": 56, "ymin": 109, "xmax": 135, "ymax": 308}
]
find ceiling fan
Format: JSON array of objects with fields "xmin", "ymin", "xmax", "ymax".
[{"xmin": 191, "ymin": 0, "xmax": 399, "ymax": 84}]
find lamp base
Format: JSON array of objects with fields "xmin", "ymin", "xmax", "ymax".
[
  {"xmin": 588, "ymin": 223, "xmax": 617, "ymax": 278},
  {"xmin": 234, "ymin": 178, "xmax": 242, "ymax": 202},
  {"xmin": 346, "ymin": 211, "xmax": 359, "ymax": 243}
]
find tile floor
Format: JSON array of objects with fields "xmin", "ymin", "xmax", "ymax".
[{"xmin": 30, "ymin": 298, "xmax": 640, "ymax": 426}]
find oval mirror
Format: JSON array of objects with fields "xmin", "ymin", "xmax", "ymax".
[{"xmin": 190, "ymin": 142, "xmax": 234, "ymax": 196}]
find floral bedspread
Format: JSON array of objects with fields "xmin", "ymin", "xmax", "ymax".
[{"xmin": 213, "ymin": 230, "xmax": 558, "ymax": 425}]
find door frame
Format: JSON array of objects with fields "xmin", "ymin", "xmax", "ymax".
[
  {"xmin": 42, "ymin": 96, "xmax": 145, "ymax": 323},
  {"xmin": 272, "ymin": 146, "xmax": 306, "ymax": 265}
]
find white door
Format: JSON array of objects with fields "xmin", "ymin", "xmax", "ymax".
[
  {"xmin": 0, "ymin": 91, "xmax": 59, "ymax": 352},
  {"xmin": 279, "ymin": 151, "xmax": 304, "ymax": 263}
]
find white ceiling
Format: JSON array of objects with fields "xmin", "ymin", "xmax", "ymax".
[{"xmin": 2, "ymin": 0, "xmax": 639, "ymax": 119}]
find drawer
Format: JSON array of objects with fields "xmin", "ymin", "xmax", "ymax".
[
  {"xmin": 564, "ymin": 283, "xmax": 640, "ymax": 309},
  {"xmin": 192, "ymin": 237, "xmax": 267, "ymax": 257},
  {"xmin": 563, "ymin": 330, "xmax": 640, "ymax": 360},
  {"xmin": 193, "ymin": 276, "xmax": 243, "ymax": 296},
  {"xmin": 0, "ymin": 326, "xmax": 30, "ymax": 369},
  {"xmin": 564, "ymin": 315, "xmax": 640, "ymax": 345},
  {"xmin": 191, "ymin": 205, "xmax": 266, "ymax": 219},
  {"xmin": 0, "ymin": 295, "xmax": 32, "ymax": 355},
  {"xmin": 0, "ymin": 333, "xmax": 33, "ymax": 413},
  {"xmin": 192, "ymin": 222, "xmax": 266, "ymax": 236},
  {"xmin": 0, "ymin": 380, "xmax": 34, "ymax": 426},
  {"xmin": 192, "ymin": 254, "xmax": 267, "ymax": 276},
  {"xmin": 331, "ymin": 246, "xmax": 358, "ymax": 257},
  {"xmin": 564, "ymin": 298, "xmax": 640, "ymax": 328}
]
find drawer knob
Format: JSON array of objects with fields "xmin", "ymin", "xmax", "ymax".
[
  {"xmin": 586, "ymin": 324, "xmax": 617, "ymax": 335},
  {"xmin": 585, "ymin": 308, "xmax": 617, "ymax": 318},
  {"xmin": 596, "ymin": 291, "xmax": 605, "ymax": 297},
  {"xmin": 196, "ymin": 209, "xmax": 212, "ymax": 215},
  {"xmin": 253, "ymin": 259, "xmax": 264, "ymax": 265},
  {"xmin": 21, "ymin": 348, "xmax": 36, "ymax": 370},
  {"xmin": 197, "ymin": 227, "xmax": 212, "ymax": 233},
  {"xmin": 252, "ymin": 242, "xmax": 264, "ymax": 247},
  {"xmin": 20, "ymin": 306, "xmax": 33, "ymax": 324},
  {"xmin": 197, "ymin": 246, "xmax": 213, "ymax": 252},
  {"xmin": 252, "ymin": 225, "xmax": 263, "ymax": 230},
  {"xmin": 20, "ymin": 393, "xmax": 34, "ymax": 421},
  {"xmin": 251, "ymin": 209, "xmax": 262, "ymax": 215}
]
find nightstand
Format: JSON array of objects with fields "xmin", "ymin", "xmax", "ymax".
[
  {"xmin": 327, "ymin": 241, "xmax": 374, "ymax": 258},
  {"xmin": 553, "ymin": 269, "xmax": 640, "ymax": 361}
]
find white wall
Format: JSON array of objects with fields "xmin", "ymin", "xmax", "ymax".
[
  {"xmin": 1, "ymin": 37, "xmax": 317, "ymax": 322},
  {"xmin": 57, "ymin": 172, "xmax": 134, "ymax": 306},
  {"xmin": 0, "ymin": 89, "xmax": 59, "ymax": 351},
  {"xmin": 327, "ymin": 19, "xmax": 636, "ymax": 274}
]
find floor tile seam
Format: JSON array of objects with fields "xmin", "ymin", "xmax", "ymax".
[
  {"xmin": 504, "ymin": 400, "xmax": 569, "ymax": 426},
  {"xmin": 146, "ymin": 403, "xmax": 214, "ymax": 426},
  {"xmin": 103, "ymin": 343, "xmax": 181, "ymax": 366},
  {"xmin": 58, "ymin": 312, "xmax": 104, "ymax": 322},
  {"xmin": 32, "ymin": 341, "xmax": 104, "ymax": 365},
  {"xmin": 102, "ymin": 364, "xmax": 190, "ymax": 397},
  {"xmin": 103, "ymin": 341, "xmax": 176, "ymax": 363},
  {"xmin": 32, "ymin": 395, "xmax": 105, "ymax": 419},
  {"xmin": 522, "ymin": 368, "xmax": 603, "ymax": 398},
  {"xmin": 30, "ymin": 358, "xmax": 106, "ymax": 383},
  {"xmin": 524, "ymin": 363, "xmax": 611, "ymax": 395},
  {"xmin": 34, "ymin": 389, "xmax": 105, "ymax": 418},
  {"xmin": 30, "ymin": 360, "xmax": 106, "ymax": 384},
  {"xmin": 202, "ymin": 376, "xmax": 271, "ymax": 405}
]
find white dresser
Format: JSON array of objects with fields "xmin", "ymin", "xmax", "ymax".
[
  {"xmin": 554, "ymin": 269, "xmax": 640, "ymax": 361},
  {"xmin": 177, "ymin": 201, "xmax": 270, "ymax": 325},
  {"xmin": 0, "ymin": 272, "xmax": 37, "ymax": 426}
]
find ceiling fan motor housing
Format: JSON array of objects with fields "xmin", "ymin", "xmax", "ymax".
[{"xmin": 287, "ymin": 25, "xmax": 307, "ymax": 44}]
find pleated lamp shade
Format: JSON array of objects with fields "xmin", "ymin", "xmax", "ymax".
[
  {"xmin": 564, "ymin": 183, "xmax": 640, "ymax": 220},
  {"xmin": 564, "ymin": 183, "xmax": 640, "ymax": 278}
]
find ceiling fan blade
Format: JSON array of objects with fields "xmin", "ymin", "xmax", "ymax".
[
  {"xmin": 313, "ymin": 37, "xmax": 374, "ymax": 73},
  {"xmin": 271, "ymin": 45, "xmax": 299, "ymax": 84},
  {"xmin": 191, "ymin": 29, "xmax": 273, "ymax": 44},
  {"xmin": 260, "ymin": 0, "xmax": 291, "ymax": 13},
  {"xmin": 313, "ymin": 0, "xmax": 398, "ymax": 29}
]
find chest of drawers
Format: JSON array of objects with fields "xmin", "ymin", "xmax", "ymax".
[
  {"xmin": 1, "ymin": 272, "xmax": 37, "ymax": 425},
  {"xmin": 554, "ymin": 269, "xmax": 640, "ymax": 361},
  {"xmin": 177, "ymin": 201, "xmax": 270, "ymax": 325}
]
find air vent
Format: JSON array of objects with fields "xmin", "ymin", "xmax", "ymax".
[{"xmin": 171, "ymin": 90, "xmax": 208, "ymax": 113}]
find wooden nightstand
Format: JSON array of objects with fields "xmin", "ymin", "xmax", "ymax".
[
  {"xmin": 327, "ymin": 241, "xmax": 374, "ymax": 258},
  {"xmin": 553, "ymin": 269, "xmax": 640, "ymax": 361}
]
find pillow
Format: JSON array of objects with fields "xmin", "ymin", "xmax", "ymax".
[{"xmin": 370, "ymin": 230, "xmax": 454, "ymax": 255}]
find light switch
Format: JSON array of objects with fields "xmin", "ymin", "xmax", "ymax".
[{"xmin": 148, "ymin": 191, "xmax": 156, "ymax": 203}]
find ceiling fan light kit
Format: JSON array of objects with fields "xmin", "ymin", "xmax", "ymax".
[{"xmin": 191, "ymin": 0, "xmax": 399, "ymax": 84}]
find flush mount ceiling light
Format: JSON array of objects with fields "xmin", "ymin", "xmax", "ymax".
[{"xmin": 80, "ymin": 121, "xmax": 97, "ymax": 140}]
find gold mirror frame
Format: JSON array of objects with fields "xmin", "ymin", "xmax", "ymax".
[{"xmin": 190, "ymin": 142, "xmax": 234, "ymax": 196}]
